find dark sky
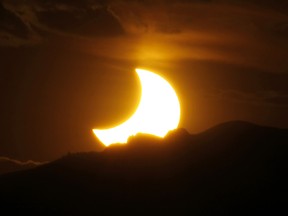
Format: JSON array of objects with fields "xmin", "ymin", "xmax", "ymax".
[{"xmin": 0, "ymin": 0, "xmax": 288, "ymax": 161}]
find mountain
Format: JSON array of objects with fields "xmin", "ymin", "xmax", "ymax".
[{"xmin": 0, "ymin": 121, "xmax": 287, "ymax": 215}]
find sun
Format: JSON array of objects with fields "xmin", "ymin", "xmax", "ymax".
[{"xmin": 93, "ymin": 69, "xmax": 181, "ymax": 146}]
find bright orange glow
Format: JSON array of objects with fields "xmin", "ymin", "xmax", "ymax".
[{"xmin": 93, "ymin": 69, "xmax": 181, "ymax": 146}]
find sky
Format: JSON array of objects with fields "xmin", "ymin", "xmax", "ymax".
[{"xmin": 0, "ymin": 0, "xmax": 288, "ymax": 161}]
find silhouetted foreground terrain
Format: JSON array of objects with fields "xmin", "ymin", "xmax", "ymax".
[{"xmin": 0, "ymin": 121, "xmax": 287, "ymax": 215}]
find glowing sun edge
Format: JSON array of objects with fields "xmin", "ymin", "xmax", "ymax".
[{"xmin": 93, "ymin": 69, "xmax": 181, "ymax": 146}]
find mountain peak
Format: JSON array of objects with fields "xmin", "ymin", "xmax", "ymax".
[{"xmin": 165, "ymin": 128, "xmax": 191, "ymax": 140}]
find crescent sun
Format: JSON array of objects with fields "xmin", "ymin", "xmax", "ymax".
[{"xmin": 93, "ymin": 69, "xmax": 181, "ymax": 146}]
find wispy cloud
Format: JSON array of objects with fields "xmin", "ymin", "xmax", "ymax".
[
  {"xmin": 205, "ymin": 89, "xmax": 288, "ymax": 107},
  {"xmin": 0, "ymin": 0, "xmax": 287, "ymax": 72},
  {"xmin": 0, "ymin": 156, "xmax": 46, "ymax": 175},
  {"xmin": 0, "ymin": 156, "xmax": 44, "ymax": 166}
]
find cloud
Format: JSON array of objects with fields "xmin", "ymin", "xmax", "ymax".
[
  {"xmin": 1, "ymin": 0, "xmax": 124, "ymax": 45},
  {"xmin": 0, "ymin": 156, "xmax": 45, "ymax": 175},
  {"xmin": 0, "ymin": 0, "xmax": 287, "ymax": 73},
  {"xmin": 0, "ymin": 156, "xmax": 43, "ymax": 166},
  {"xmin": 0, "ymin": 2, "xmax": 40, "ymax": 46},
  {"xmin": 1, "ymin": 1, "xmax": 287, "ymax": 40},
  {"xmin": 206, "ymin": 89, "xmax": 288, "ymax": 107},
  {"xmin": 262, "ymin": 92, "xmax": 288, "ymax": 107}
]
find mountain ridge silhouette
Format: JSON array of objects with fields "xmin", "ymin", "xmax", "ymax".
[{"xmin": 0, "ymin": 121, "xmax": 287, "ymax": 215}]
